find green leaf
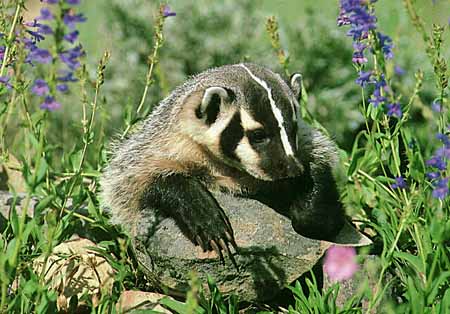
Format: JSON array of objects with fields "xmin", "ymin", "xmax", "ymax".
[
  {"xmin": 426, "ymin": 271, "xmax": 450, "ymax": 305},
  {"xmin": 159, "ymin": 296, "xmax": 203, "ymax": 314},
  {"xmin": 34, "ymin": 195, "xmax": 54, "ymax": 215},
  {"xmin": 394, "ymin": 251, "xmax": 424, "ymax": 275},
  {"xmin": 35, "ymin": 158, "xmax": 48, "ymax": 185}
]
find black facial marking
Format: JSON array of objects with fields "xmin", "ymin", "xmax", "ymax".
[
  {"xmin": 220, "ymin": 111, "xmax": 243, "ymax": 161},
  {"xmin": 196, "ymin": 93, "xmax": 221, "ymax": 126}
]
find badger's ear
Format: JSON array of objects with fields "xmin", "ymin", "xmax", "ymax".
[
  {"xmin": 196, "ymin": 86, "xmax": 232, "ymax": 125},
  {"xmin": 289, "ymin": 73, "xmax": 303, "ymax": 100}
]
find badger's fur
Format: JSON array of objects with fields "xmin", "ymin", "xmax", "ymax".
[{"xmin": 100, "ymin": 63, "xmax": 344, "ymax": 257}]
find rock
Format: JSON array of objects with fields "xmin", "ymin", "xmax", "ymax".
[
  {"xmin": 117, "ymin": 291, "xmax": 174, "ymax": 313},
  {"xmin": 0, "ymin": 154, "xmax": 26, "ymax": 193},
  {"xmin": 135, "ymin": 193, "xmax": 371, "ymax": 303},
  {"xmin": 33, "ymin": 238, "xmax": 115, "ymax": 311},
  {"xmin": 0, "ymin": 191, "xmax": 37, "ymax": 224}
]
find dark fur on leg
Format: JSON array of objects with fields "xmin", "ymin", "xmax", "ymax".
[
  {"xmin": 140, "ymin": 174, "xmax": 237, "ymax": 256},
  {"xmin": 251, "ymin": 164, "xmax": 344, "ymax": 241}
]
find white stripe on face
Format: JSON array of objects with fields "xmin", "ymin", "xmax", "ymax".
[{"xmin": 238, "ymin": 64, "xmax": 294, "ymax": 157}]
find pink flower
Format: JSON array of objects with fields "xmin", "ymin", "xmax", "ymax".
[{"xmin": 323, "ymin": 245, "xmax": 359, "ymax": 282}]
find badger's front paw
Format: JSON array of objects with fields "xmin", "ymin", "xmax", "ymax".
[{"xmin": 186, "ymin": 207, "xmax": 238, "ymax": 265}]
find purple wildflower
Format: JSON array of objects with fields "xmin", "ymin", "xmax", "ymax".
[
  {"xmin": 355, "ymin": 70, "xmax": 372, "ymax": 87},
  {"xmin": 57, "ymin": 71, "xmax": 77, "ymax": 82},
  {"xmin": 369, "ymin": 75, "xmax": 388, "ymax": 107},
  {"xmin": 56, "ymin": 83, "xmax": 69, "ymax": 93},
  {"xmin": 339, "ymin": 1, "xmax": 377, "ymax": 40},
  {"xmin": 323, "ymin": 246, "xmax": 359, "ymax": 282},
  {"xmin": 26, "ymin": 29, "xmax": 45, "ymax": 42},
  {"xmin": 378, "ymin": 32, "xmax": 394, "ymax": 59},
  {"xmin": 38, "ymin": 24, "xmax": 53, "ymax": 35},
  {"xmin": 337, "ymin": 9, "xmax": 351, "ymax": 26},
  {"xmin": 436, "ymin": 146, "xmax": 450, "ymax": 160},
  {"xmin": 66, "ymin": 0, "xmax": 80, "ymax": 4},
  {"xmin": 0, "ymin": 76, "xmax": 12, "ymax": 89},
  {"xmin": 394, "ymin": 65, "xmax": 405, "ymax": 76},
  {"xmin": 426, "ymin": 156, "xmax": 447, "ymax": 171},
  {"xmin": 41, "ymin": 0, "xmax": 59, "ymax": 3},
  {"xmin": 31, "ymin": 79, "xmax": 50, "ymax": 96},
  {"xmin": 63, "ymin": 30, "xmax": 79, "ymax": 43},
  {"xmin": 37, "ymin": 7, "xmax": 54, "ymax": 20},
  {"xmin": 162, "ymin": 5, "xmax": 176, "ymax": 18},
  {"xmin": 59, "ymin": 45, "xmax": 84, "ymax": 69},
  {"xmin": 432, "ymin": 101, "xmax": 442, "ymax": 113},
  {"xmin": 436, "ymin": 133, "xmax": 450, "ymax": 146},
  {"xmin": 373, "ymin": 74, "xmax": 387, "ymax": 91},
  {"xmin": 369, "ymin": 90, "xmax": 387, "ymax": 107},
  {"xmin": 432, "ymin": 178, "xmax": 449, "ymax": 200},
  {"xmin": 386, "ymin": 102, "xmax": 402, "ymax": 118},
  {"xmin": 0, "ymin": 46, "xmax": 4, "ymax": 60},
  {"xmin": 427, "ymin": 172, "xmax": 440, "ymax": 180},
  {"xmin": 352, "ymin": 42, "xmax": 368, "ymax": 64},
  {"xmin": 27, "ymin": 48, "xmax": 52, "ymax": 64},
  {"xmin": 391, "ymin": 176, "xmax": 407, "ymax": 189},
  {"xmin": 63, "ymin": 11, "xmax": 87, "ymax": 29},
  {"xmin": 40, "ymin": 95, "xmax": 61, "ymax": 111}
]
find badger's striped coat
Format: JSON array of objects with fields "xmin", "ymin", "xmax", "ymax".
[{"xmin": 100, "ymin": 64, "xmax": 344, "ymax": 259}]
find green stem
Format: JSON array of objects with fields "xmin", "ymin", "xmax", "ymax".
[{"xmin": 0, "ymin": 2, "xmax": 22, "ymax": 77}]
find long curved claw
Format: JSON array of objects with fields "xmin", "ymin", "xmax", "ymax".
[
  {"xmin": 210, "ymin": 240, "xmax": 224, "ymax": 264},
  {"xmin": 219, "ymin": 238, "xmax": 238, "ymax": 270},
  {"xmin": 225, "ymin": 230, "xmax": 239, "ymax": 254}
]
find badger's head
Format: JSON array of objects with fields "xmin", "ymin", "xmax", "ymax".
[{"xmin": 180, "ymin": 63, "xmax": 306, "ymax": 181}]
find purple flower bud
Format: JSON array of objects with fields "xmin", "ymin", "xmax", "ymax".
[
  {"xmin": 27, "ymin": 48, "xmax": 52, "ymax": 64},
  {"xmin": 426, "ymin": 155, "xmax": 447, "ymax": 171},
  {"xmin": 162, "ymin": 5, "xmax": 176, "ymax": 18},
  {"xmin": 427, "ymin": 172, "xmax": 440, "ymax": 180},
  {"xmin": 391, "ymin": 176, "xmax": 407, "ymax": 189},
  {"xmin": 38, "ymin": 24, "xmax": 53, "ymax": 35},
  {"xmin": 432, "ymin": 101, "xmax": 442, "ymax": 113},
  {"xmin": 66, "ymin": 0, "xmax": 80, "ymax": 4},
  {"xmin": 378, "ymin": 32, "xmax": 394, "ymax": 59},
  {"xmin": 31, "ymin": 78, "xmax": 50, "ymax": 96},
  {"xmin": 56, "ymin": 83, "xmax": 69, "ymax": 93},
  {"xmin": 40, "ymin": 95, "xmax": 61, "ymax": 111},
  {"xmin": 355, "ymin": 70, "xmax": 372, "ymax": 87},
  {"xmin": 432, "ymin": 177, "xmax": 449, "ymax": 200},
  {"xmin": 394, "ymin": 65, "xmax": 405, "ymax": 76},
  {"xmin": 369, "ymin": 93, "xmax": 387, "ymax": 108},
  {"xmin": 436, "ymin": 133, "xmax": 450, "ymax": 147},
  {"xmin": 337, "ymin": 9, "xmax": 351, "ymax": 26},
  {"xmin": 37, "ymin": 7, "xmax": 54, "ymax": 20},
  {"xmin": 352, "ymin": 51, "xmax": 368, "ymax": 64},
  {"xmin": 41, "ymin": 0, "xmax": 59, "ymax": 3},
  {"xmin": 59, "ymin": 45, "xmax": 85, "ymax": 70},
  {"xmin": 26, "ymin": 30, "xmax": 45, "ymax": 42},
  {"xmin": 386, "ymin": 102, "xmax": 402, "ymax": 118},
  {"xmin": 57, "ymin": 71, "xmax": 77, "ymax": 82},
  {"xmin": 63, "ymin": 11, "xmax": 87, "ymax": 29},
  {"xmin": 63, "ymin": 30, "xmax": 79, "ymax": 43},
  {"xmin": 0, "ymin": 76, "xmax": 12, "ymax": 90}
]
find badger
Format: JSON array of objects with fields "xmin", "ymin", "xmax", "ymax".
[{"xmin": 100, "ymin": 63, "xmax": 345, "ymax": 260}]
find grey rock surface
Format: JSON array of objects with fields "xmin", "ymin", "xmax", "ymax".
[{"xmin": 135, "ymin": 192, "xmax": 371, "ymax": 303}]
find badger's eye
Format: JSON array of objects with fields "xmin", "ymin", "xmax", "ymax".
[{"xmin": 248, "ymin": 129, "xmax": 268, "ymax": 144}]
